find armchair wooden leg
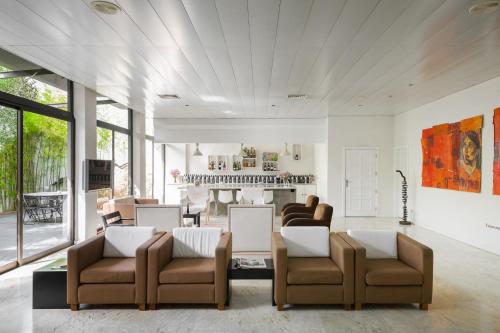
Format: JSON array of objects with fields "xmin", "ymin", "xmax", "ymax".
[
  {"xmin": 344, "ymin": 304, "xmax": 352, "ymax": 311},
  {"xmin": 148, "ymin": 304, "xmax": 157, "ymax": 310},
  {"xmin": 70, "ymin": 304, "xmax": 79, "ymax": 311},
  {"xmin": 138, "ymin": 304, "xmax": 146, "ymax": 311},
  {"xmin": 355, "ymin": 303, "xmax": 362, "ymax": 310},
  {"xmin": 277, "ymin": 304, "xmax": 284, "ymax": 311},
  {"xmin": 217, "ymin": 303, "xmax": 225, "ymax": 311},
  {"xmin": 419, "ymin": 303, "xmax": 429, "ymax": 311}
]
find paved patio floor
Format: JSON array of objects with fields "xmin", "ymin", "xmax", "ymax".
[{"xmin": 0, "ymin": 213, "xmax": 68, "ymax": 266}]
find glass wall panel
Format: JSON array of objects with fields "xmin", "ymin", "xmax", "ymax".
[
  {"xmin": 97, "ymin": 102, "xmax": 129, "ymax": 129},
  {"xmin": 96, "ymin": 127, "xmax": 112, "ymax": 225},
  {"xmin": 0, "ymin": 106, "xmax": 17, "ymax": 268},
  {"xmin": 0, "ymin": 49, "xmax": 68, "ymax": 111},
  {"xmin": 145, "ymin": 139, "xmax": 154, "ymax": 198},
  {"xmin": 22, "ymin": 112, "xmax": 70, "ymax": 259},
  {"xmin": 114, "ymin": 132, "xmax": 130, "ymax": 198}
]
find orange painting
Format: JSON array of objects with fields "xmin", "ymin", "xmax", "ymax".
[
  {"xmin": 421, "ymin": 115, "xmax": 483, "ymax": 193},
  {"xmin": 494, "ymin": 108, "xmax": 500, "ymax": 195}
]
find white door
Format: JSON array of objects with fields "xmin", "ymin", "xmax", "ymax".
[{"xmin": 345, "ymin": 148, "xmax": 378, "ymax": 216}]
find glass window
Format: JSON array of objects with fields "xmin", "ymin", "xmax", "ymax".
[
  {"xmin": 145, "ymin": 139, "xmax": 154, "ymax": 198},
  {"xmin": 113, "ymin": 132, "xmax": 130, "ymax": 198},
  {"xmin": 96, "ymin": 127, "xmax": 112, "ymax": 212},
  {"xmin": 22, "ymin": 112, "xmax": 71, "ymax": 259},
  {"xmin": 0, "ymin": 105, "xmax": 17, "ymax": 268},
  {"xmin": 0, "ymin": 49, "xmax": 68, "ymax": 111},
  {"xmin": 97, "ymin": 101, "xmax": 129, "ymax": 129}
]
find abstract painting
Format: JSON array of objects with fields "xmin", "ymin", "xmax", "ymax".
[
  {"xmin": 421, "ymin": 115, "xmax": 483, "ymax": 193},
  {"xmin": 494, "ymin": 108, "xmax": 500, "ymax": 195}
]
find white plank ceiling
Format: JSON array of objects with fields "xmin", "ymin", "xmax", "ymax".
[{"xmin": 0, "ymin": 0, "xmax": 499, "ymax": 118}]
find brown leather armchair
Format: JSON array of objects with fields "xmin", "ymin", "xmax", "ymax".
[
  {"xmin": 272, "ymin": 231, "xmax": 354, "ymax": 310},
  {"xmin": 147, "ymin": 232, "xmax": 232, "ymax": 310},
  {"xmin": 280, "ymin": 195, "xmax": 319, "ymax": 222},
  {"xmin": 282, "ymin": 203, "xmax": 333, "ymax": 228},
  {"xmin": 338, "ymin": 232, "xmax": 433, "ymax": 310},
  {"xmin": 67, "ymin": 231, "xmax": 163, "ymax": 311}
]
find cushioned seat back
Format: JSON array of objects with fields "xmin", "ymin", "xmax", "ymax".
[
  {"xmin": 103, "ymin": 226, "xmax": 156, "ymax": 258},
  {"xmin": 281, "ymin": 227, "xmax": 330, "ymax": 257},
  {"xmin": 305, "ymin": 195, "xmax": 319, "ymax": 208},
  {"xmin": 347, "ymin": 230, "xmax": 398, "ymax": 259},
  {"xmin": 172, "ymin": 227, "xmax": 222, "ymax": 258},
  {"xmin": 313, "ymin": 204, "xmax": 333, "ymax": 222}
]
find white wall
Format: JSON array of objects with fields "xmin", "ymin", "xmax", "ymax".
[
  {"xmin": 186, "ymin": 143, "xmax": 316, "ymax": 175},
  {"xmin": 327, "ymin": 116, "xmax": 394, "ymax": 217},
  {"xmin": 394, "ymin": 76, "xmax": 500, "ymax": 255},
  {"xmin": 314, "ymin": 143, "xmax": 328, "ymax": 201},
  {"xmin": 154, "ymin": 118, "xmax": 325, "ymax": 143}
]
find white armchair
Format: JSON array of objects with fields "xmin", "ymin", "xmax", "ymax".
[{"xmin": 228, "ymin": 204, "xmax": 275, "ymax": 252}]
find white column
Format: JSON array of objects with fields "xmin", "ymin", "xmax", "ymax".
[
  {"xmin": 73, "ymin": 84, "xmax": 97, "ymax": 241},
  {"xmin": 133, "ymin": 111, "xmax": 146, "ymax": 197}
]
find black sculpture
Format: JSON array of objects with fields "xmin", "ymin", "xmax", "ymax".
[{"xmin": 396, "ymin": 170, "xmax": 411, "ymax": 225}]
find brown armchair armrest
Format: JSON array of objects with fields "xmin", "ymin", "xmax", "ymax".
[
  {"xmin": 282, "ymin": 213, "xmax": 314, "ymax": 226},
  {"xmin": 135, "ymin": 232, "xmax": 165, "ymax": 305},
  {"xmin": 147, "ymin": 233, "xmax": 173, "ymax": 304},
  {"xmin": 281, "ymin": 202, "xmax": 304, "ymax": 213},
  {"xmin": 330, "ymin": 233, "xmax": 354, "ymax": 304},
  {"xmin": 272, "ymin": 232, "xmax": 287, "ymax": 307},
  {"xmin": 285, "ymin": 218, "xmax": 329, "ymax": 228},
  {"xmin": 282, "ymin": 205, "xmax": 315, "ymax": 217},
  {"xmin": 397, "ymin": 233, "xmax": 433, "ymax": 304},
  {"xmin": 215, "ymin": 232, "xmax": 232, "ymax": 305},
  {"xmin": 67, "ymin": 234, "xmax": 105, "ymax": 305},
  {"xmin": 337, "ymin": 232, "xmax": 366, "ymax": 305}
]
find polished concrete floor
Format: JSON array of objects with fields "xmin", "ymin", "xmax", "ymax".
[{"xmin": 0, "ymin": 217, "xmax": 499, "ymax": 332}]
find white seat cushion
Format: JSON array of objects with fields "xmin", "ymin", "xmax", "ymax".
[
  {"xmin": 103, "ymin": 226, "xmax": 156, "ymax": 258},
  {"xmin": 281, "ymin": 227, "xmax": 330, "ymax": 257},
  {"xmin": 347, "ymin": 230, "xmax": 398, "ymax": 259},
  {"xmin": 172, "ymin": 227, "xmax": 222, "ymax": 258}
]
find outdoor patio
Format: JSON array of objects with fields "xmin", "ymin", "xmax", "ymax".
[{"xmin": 0, "ymin": 213, "xmax": 68, "ymax": 266}]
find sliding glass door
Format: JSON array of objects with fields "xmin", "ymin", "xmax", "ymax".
[
  {"xmin": 0, "ymin": 105, "xmax": 18, "ymax": 272},
  {"xmin": 22, "ymin": 112, "xmax": 71, "ymax": 260}
]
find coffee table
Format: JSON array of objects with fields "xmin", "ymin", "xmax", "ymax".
[
  {"xmin": 226, "ymin": 258, "xmax": 275, "ymax": 306},
  {"xmin": 33, "ymin": 258, "xmax": 68, "ymax": 309}
]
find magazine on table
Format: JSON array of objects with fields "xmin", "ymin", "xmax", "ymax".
[{"xmin": 235, "ymin": 257, "xmax": 266, "ymax": 269}]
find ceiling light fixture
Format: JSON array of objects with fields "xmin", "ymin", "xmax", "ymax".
[
  {"xmin": 468, "ymin": 1, "xmax": 500, "ymax": 14},
  {"xmin": 223, "ymin": 110, "xmax": 233, "ymax": 114},
  {"xmin": 158, "ymin": 94, "xmax": 180, "ymax": 100},
  {"xmin": 281, "ymin": 143, "xmax": 291, "ymax": 157},
  {"xmin": 192, "ymin": 143, "xmax": 203, "ymax": 156},
  {"xmin": 287, "ymin": 94, "xmax": 308, "ymax": 100},
  {"xmin": 90, "ymin": 1, "xmax": 121, "ymax": 15}
]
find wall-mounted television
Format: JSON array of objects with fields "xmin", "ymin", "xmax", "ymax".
[{"xmin": 84, "ymin": 159, "xmax": 112, "ymax": 192}]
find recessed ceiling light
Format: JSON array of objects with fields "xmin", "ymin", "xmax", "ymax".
[
  {"xmin": 223, "ymin": 110, "xmax": 233, "ymax": 114},
  {"xmin": 158, "ymin": 94, "xmax": 180, "ymax": 100},
  {"xmin": 90, "ymin": 1, "xmax": 121, "ymax": 15},
  {"xmin": 287, "ymin": 94, "xmax": 308, "ymax": 100},
  {"xmin": 184, "ymin": 104, "xmax": 190, "ymax": 107},
  {"xmin": 468, "ymin": 1, "xmax": 500, "ymax": 14},
  {"xmin": 409, "ymin": 83, "xmax": 415, "ymax": 87},
  {"xmin": 357, "ymin": 104, "xmax": 364, "ymax": 107},
  {"xmin": 271, "ymin": 104, "xmax": 277, "ymax": 107}
]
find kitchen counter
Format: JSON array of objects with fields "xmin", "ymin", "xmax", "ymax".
[{"xmin": 176, "ymin": 183, "xmax": 298, "ymax": 190}]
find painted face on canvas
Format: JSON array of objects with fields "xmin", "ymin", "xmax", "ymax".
[{"xmin": 462, "ymin": 135, "xmax": 478, "ymax": 166}]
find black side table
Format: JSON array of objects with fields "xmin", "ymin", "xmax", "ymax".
[
  {"xmin": 183, "ymin": 211, "xmax": 201, "ymax": 227},
  {"xmin": 226, "ymin": 258, "xmax": 275, "ymax": 306},
  {"xmin": 33, "ymin": 258, "xmax": 68, "ymax": 309}
]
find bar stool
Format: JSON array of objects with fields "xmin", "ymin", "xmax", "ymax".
[
  {"xmin": 263, "ymin": 190, "xmax": 273, "ymax": 204},
  {"xmin": 240, "ymin": 188, "xmax": 264, "ymax": 204},
  {"xmin": 217, "ymin": 190, "xmax": 234, "ymax": 216},
  {"xmin": 236, "ymin": 190, "xmax": 242, "ymax": 203}
]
